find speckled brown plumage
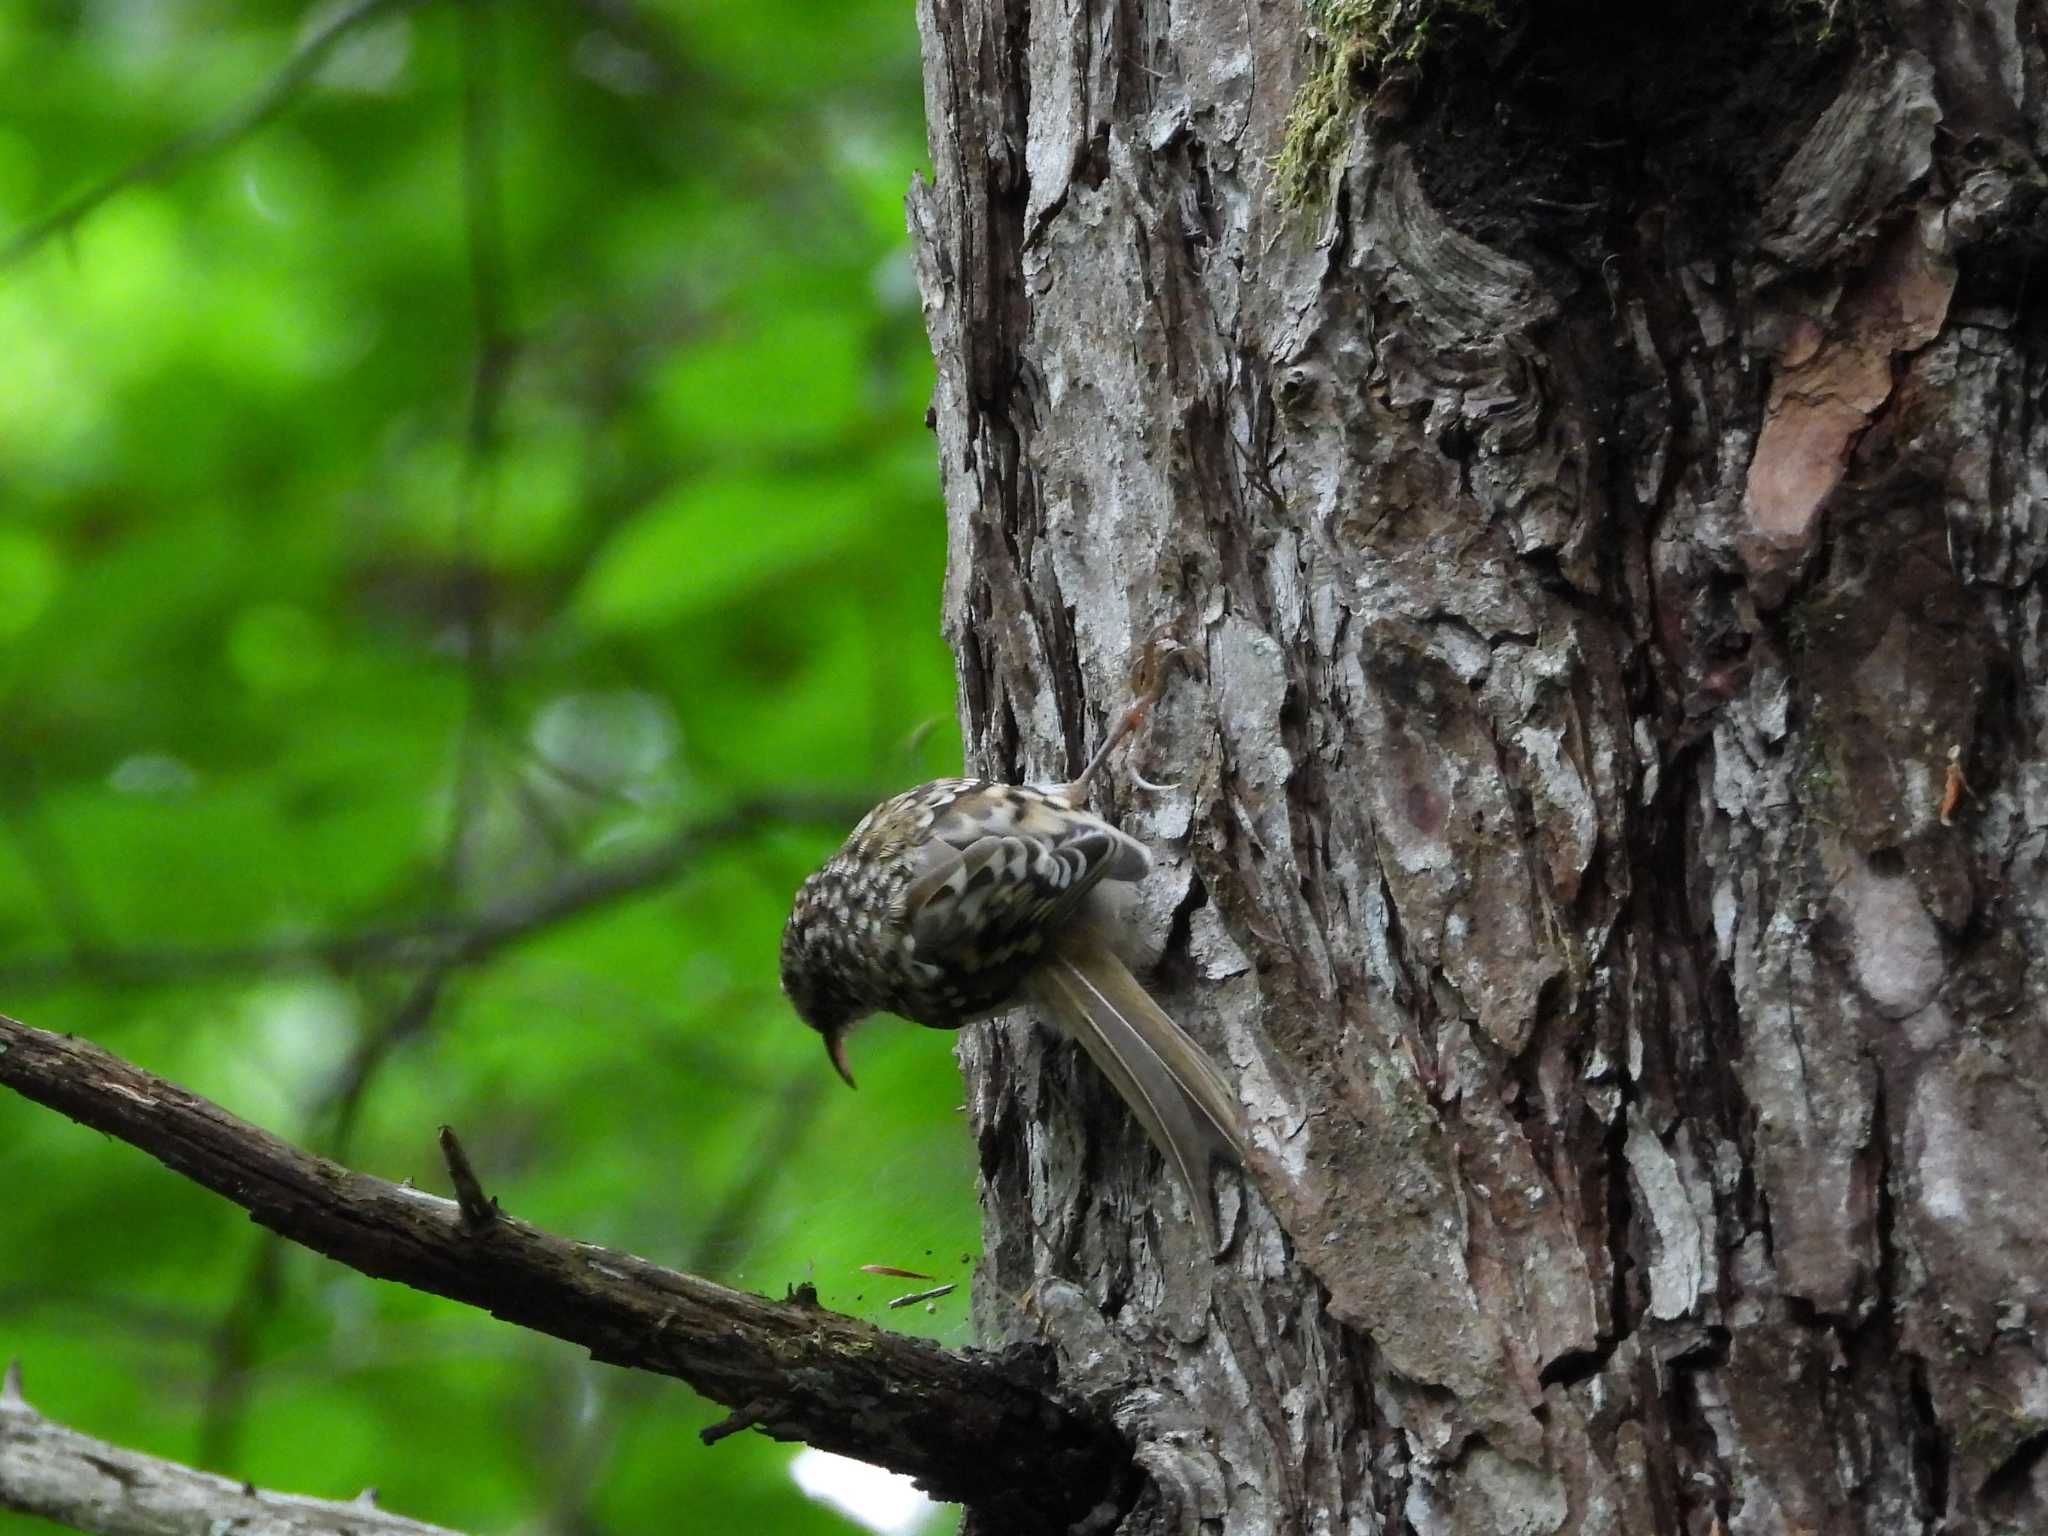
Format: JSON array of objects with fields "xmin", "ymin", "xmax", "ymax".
[
  {"xmin": 780, "ymin": 766, "xmax": 1249, "ymax": 1250},
  {"xmin": 780, "ymin": 777, "xmax": 1150, "ymax": 1040}
]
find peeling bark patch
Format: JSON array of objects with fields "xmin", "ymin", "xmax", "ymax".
[
  {"xmin": 1514, "ymin": 722, "xmax": 1596, "ymax": 907},
  {"xmin": 1741, "ymin": 214, "xmax": 1957, "ymax": 592},
  {"xmin": 1453, "ymin": 1093, "xmax": 1601, "ymax": 1379},
  {"xmin": 1791, "ymin": 490, "xmax": 1989, "ymax": 934}
]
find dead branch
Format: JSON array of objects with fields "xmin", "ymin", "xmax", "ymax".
[{"xmin": 0, "ymin": 1014, "xmax": 1126, "ymax": 1527}]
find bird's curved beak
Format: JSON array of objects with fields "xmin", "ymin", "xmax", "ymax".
[{"xmin": 823, "ymin": 1026, "xmax": 857, "ymax": 1089}]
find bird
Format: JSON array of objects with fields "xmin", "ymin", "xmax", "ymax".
[{"xmin": 779, "ymin": 696, "xmax": 1249, "ymax": 1251}]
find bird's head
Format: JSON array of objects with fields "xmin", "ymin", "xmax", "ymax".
[{"xmin": 779, "ymin": 886, "xmax": 866, "ymax": 1088}]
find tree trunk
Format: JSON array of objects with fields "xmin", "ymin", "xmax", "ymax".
[{"xmin": 909, "ymin": 2, "xmax": 2048, "ymax": 1532}]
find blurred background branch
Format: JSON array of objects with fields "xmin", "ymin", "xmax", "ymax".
[
  {"xmin": 0, "ymin": 0, "xmax": 434, "ymax": 269},
  {"xmin": 0, "ymin": 794, "xmax": 872, "ymax": 993}
]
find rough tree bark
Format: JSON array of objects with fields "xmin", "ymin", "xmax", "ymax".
[{"xmin": 909, "ymin": 1, "xmax": 2048, "ymax": 1532}]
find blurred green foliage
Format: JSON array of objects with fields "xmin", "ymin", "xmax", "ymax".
[{"xmin": 0, "ymin": 1, "xmax": 973, "ymax": 1532}]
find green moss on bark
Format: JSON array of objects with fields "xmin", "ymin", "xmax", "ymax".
[{"xmin": 1273, "ymin": 0, "xmax": 1501, "ymax": 206}]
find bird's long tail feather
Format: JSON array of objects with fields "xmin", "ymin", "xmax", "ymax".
[{"xmin": 1025, "ymin": 926, "xmax": 1248, "ymax": 1252}]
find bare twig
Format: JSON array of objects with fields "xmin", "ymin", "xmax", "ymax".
[
  {"xmin": 0, "ymin": 0, "xmax": 433, "ymax": 269},
  {"xmin": 1, "ymin": 1358, "xmax": 466, "ymax": 1536},
  {"xmin": 437, "ymin": 1125, "xmax": 499, "ymax": 1229},
  {"xmin": 0, "ymin": 795, "xmax": 864, "ymax": 1468},
  {"xmin": 0, "ymin": 1014, "xmax": 1126, "ymax": 1520},
  {"xmin": 888, "ymin": 1284, "xmax": 958, "ymax": 1310},
  {"xmin": 0, "ymin": 793, "xmax": 870, "ymax": 992},
  {"xmin": 698, "ymin": 1398, "xmax": 777, "ymax": 1447}
]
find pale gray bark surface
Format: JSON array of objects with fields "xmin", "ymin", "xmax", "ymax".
[
  {"xmin": 910, "ymin": 2, "xmax": 2048, "ymax": 1532},
  {"xmin": 0, "ymin": 1363, "xmax": 464, "ymax": 1536}
]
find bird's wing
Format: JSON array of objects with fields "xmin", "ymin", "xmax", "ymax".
[
  {"xmin": 925, "ymin": 785, "xmax": 1150, "ymax": 877},
  {"xmin": 901, "ymin": 832, "xmax": 1090, "ymax": 960},
  {"xmin": 901, "ymin": 787, "xmax": 1149, "ymax": 958}
]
